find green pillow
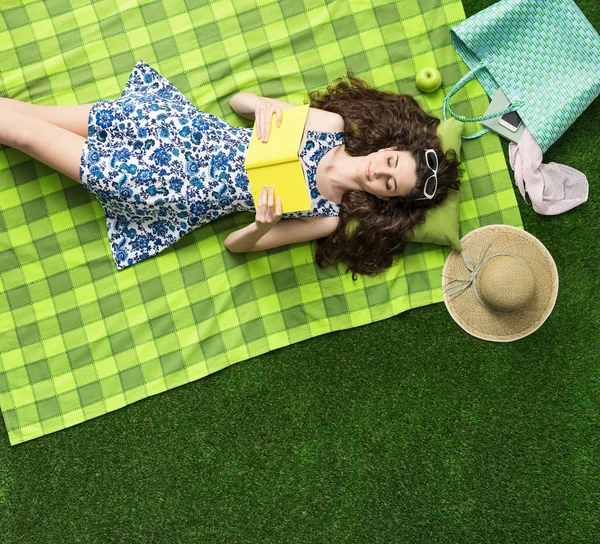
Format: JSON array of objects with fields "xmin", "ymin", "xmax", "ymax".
[{"xmin": 404, "ymin": 117, "xmax": 464, "ymax": 250}]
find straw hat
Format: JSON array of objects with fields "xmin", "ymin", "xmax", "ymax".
[{"xmin": 441, "ymin": 225, "xmax": 559, "ymax": 342}]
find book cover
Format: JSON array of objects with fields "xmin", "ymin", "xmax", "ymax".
[{"xmin": 244, "ymin": 104, "xmax": 311, "ymax": 213}]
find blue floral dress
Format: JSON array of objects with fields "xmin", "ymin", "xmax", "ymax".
[{"xmin": 79, "ymin": 60, "xmax": 344, "ymax": 270}]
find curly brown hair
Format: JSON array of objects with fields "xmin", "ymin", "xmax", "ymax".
[{"xmin": 307, "ymin": 74, "xmax": 462, "ymax": 280}]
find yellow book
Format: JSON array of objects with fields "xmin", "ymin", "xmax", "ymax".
[{"xmin": 244, "ymin": 104, "xmax": 311, "ymax": 213}]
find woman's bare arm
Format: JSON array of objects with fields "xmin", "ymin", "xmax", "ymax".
[
  {"xmin": 224, "ymin": 216, "xmax": 339, "ymax": 252},
  {"xmin": 229, "ymin": 91, "xmax": 344, "ymax": 131},
  {"xmin": 229, "ymin": 92, "xmax": 296, "ymax": 121}
]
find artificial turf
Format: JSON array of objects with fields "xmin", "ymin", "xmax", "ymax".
[{"xmin": 1, "ymin": 0, "xmax": 599, "ymax": 542}]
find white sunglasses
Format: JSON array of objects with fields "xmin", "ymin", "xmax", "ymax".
[{"xmin": 414, "ymin": 149, "xmax": 438, "ymax": 201}]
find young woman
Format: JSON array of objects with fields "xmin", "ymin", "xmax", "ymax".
[{"xmin": 0, "ymin": 60, "xmax": 460, "ymax": 279}]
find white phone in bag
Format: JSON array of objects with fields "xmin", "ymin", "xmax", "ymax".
[{"xmin": 498, "ymin": 110, "xmax": 523, "ymax": 132}]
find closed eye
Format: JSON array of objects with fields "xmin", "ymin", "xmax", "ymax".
[{"xmin": 387, "ymin": 156, "xmax": 398, "ymax": 191}]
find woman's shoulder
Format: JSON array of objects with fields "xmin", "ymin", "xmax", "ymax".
[{"xmin": 305, "ymin": 107, "xmax": 344, "ymax": 132}]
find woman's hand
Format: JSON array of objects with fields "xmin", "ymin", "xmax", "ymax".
[
  {"xmin": 255, "ymin": 100, "xmax": 282, "ymax": 143},
  {"xmin": 255, "ymin": 185, "xmax": 282, "ymax": 231}
]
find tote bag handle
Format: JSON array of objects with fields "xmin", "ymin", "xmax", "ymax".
[{"xmin": 443, "ymin": 60, "xmax": 524, "ymax": 140}]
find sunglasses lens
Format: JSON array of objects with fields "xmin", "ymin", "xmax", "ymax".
[
  {"xmin": 424, "ymin": 175, "xmax": 436, "ymax": 197},
  {"xmin": 426, "ymin": 151, "xmax": 438, "ymax": 171}
]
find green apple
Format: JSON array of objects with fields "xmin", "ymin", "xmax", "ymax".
[{"xmin": 416, "ymin": 66, "xmax": 442, "ymax": 93}]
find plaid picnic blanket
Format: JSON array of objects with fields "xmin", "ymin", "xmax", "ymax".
[{"xmin": 0, "ymin": 0, "xmax": 523, "ymax": 445}]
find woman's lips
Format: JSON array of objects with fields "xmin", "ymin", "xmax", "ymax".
[{"xmin": 366, "ymin": 163, "xmax": 371, "ymax": 180}]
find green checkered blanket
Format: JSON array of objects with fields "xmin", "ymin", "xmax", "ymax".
[{"xmin": 0, "ymin": 0, "xmax": 522, "ymax": 445}]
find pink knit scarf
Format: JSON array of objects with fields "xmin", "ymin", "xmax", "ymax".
[{"xmin": 508, "ymin": 128, "xmax": 589, "ymax": 215}]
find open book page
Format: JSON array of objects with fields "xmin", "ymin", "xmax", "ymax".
[{"xmin": 247, "ymin": 160, "xmax": 311, "ymax": 213}]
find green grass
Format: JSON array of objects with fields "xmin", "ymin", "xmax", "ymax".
[{"xmin": 1, "ymin": 1, "xmax": 599, "ymax": 542}]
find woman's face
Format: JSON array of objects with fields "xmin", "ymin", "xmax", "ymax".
[{"xmin": 356, "ymin": 147, "xmax": 417, "ymax": 200}]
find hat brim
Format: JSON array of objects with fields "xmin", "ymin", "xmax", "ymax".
[{"xmin": 442, "ymin": 225, "xmax": 559, "ymax": 342}]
